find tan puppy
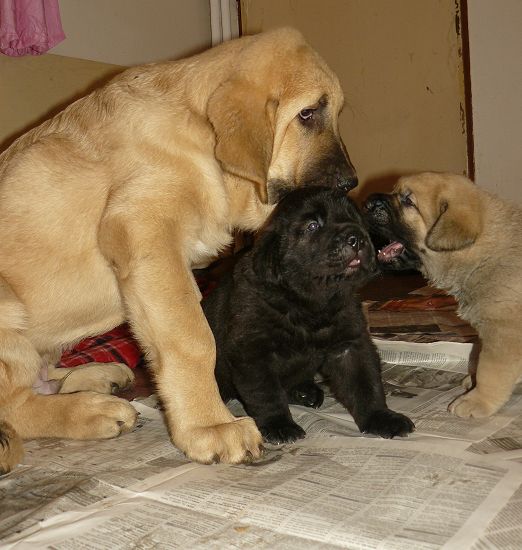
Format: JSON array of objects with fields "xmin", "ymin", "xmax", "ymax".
[
  {"xmin": 0, "ymin": 28, "xmax": 358, "ymax": 473},
  {"xmin": 365, "ymin": 172, "xmax": 522, "ymax": 418}
]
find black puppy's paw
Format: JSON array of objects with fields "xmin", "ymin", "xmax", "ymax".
[
  {"xmin": 287, "ymin": 381, "xmax": 324, "ymax": 408},
  {"xmin": 362, "ymin": 409, "xmax": 415, "ymax": 439},
  {"xmin": 259, "ymin": 416, "xmax": 306, "ymax": 445}
]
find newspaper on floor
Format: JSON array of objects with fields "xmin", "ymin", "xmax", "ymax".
[
  {"xmin": 2, "ymin": 339, "xmax": 522, "ymax": 549},
  {"xmin": 288, "ymin": 339, "xmax": 522, "ymax": 444},
  {"xmin": 2, "ymin": 400, "xmax": 522, "ymax": 550}
]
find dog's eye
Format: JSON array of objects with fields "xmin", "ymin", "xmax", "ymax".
[
  {"xmin": 307, "ymin": 221, "xmax": 320, "ymax": 232},
  {"xmin": 401, "ymin": 194, "xmax": 415, "ymax": 208},
  {"xmin": 299, "ymin": 109, "xmax": 315, "ymax": 121}
]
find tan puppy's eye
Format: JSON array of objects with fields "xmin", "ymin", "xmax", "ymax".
[{"xmin": 299, "ymin": 109, "xmax": 315, "ymax": 121}]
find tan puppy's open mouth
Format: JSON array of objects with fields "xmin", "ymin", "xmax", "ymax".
[{"xmin": 377, "ymin": 241, "xmax": 405, "ymax": 263}]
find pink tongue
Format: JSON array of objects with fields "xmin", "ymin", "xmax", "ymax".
[
  {"xmin": 378, "ymin": 242, "xmax": 404, "ymax": 262},
  {"xmin": 348, "ymin": 257, "xmax": 361, "ymax": 267}
]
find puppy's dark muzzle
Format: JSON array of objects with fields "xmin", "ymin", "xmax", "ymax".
[{"xmin": 364, "ymin": 194, "xmax": 393, "ymax": 225}]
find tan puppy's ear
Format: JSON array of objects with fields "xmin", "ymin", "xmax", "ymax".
[
  {"xmin": 208, "ymin": 79, "xmax": 278, "ymax": 185},
  {"xmin": 425, "ymin": 199, "xmax": 482, "ymax": 251}
]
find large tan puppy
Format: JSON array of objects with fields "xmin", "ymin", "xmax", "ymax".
[
  {"xmin": 365, "ymin": 172, "xmax": 522, "ymax": 418},
  {"xmin": 0, "ymin": 28, "xmax": 358, "ymax": 473}
]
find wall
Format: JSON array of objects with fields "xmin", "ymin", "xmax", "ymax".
[
  {"xmin": 241, "ymin": 0, "xmax": 469, "ymax": 199},
  {"xmin": 52, "ymin": 0, "xmax": 211, "ymax": 66},
  {"xmin": 467, "ymin": 1, "xmax": 522, "ymax": 203},
  {"xmin": 0, "ymin": 55, "xmax": 122, "ymax": 150},
  {"xmin": 0, "ymin": 0, "xmax": 211, "ymax": 149}
]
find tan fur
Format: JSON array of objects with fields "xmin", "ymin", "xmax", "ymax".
[
  {"xmin": 0, "ymin": 28, "xmax": 350, "ymax": 472},
  {"xmin": 395, "ymin": 172, "xmax": 522, "ymax": 417}
]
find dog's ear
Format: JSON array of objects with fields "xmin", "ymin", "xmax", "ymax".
[
  {"xmin": 252, "ymin": 231, "xmax": 282, "ymax": 283},
  {"xmin": 425, "ymin": 199, "xmax": 482, "ymax": 251},
  {"xmin": 208, "ymin": 78, "xmax": 278, "ymax": 185}
]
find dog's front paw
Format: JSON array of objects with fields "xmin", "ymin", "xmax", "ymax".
[
  {"xmin": 448, "ymin": 389, "xmax": 500, "ymax": 418},
  {"xmin": 362, "ymin": 409, "xmax": 415, "ymax": 438},
  {"xmin": 259, "ymin": 416, "xmax": 306, "ymax": 445},
  {"xmin": 176, "ymin": 417, "xmax": 264, "ymax": 465},
  {"xmin": 287, "ymin": 381, "xmax": 324, "ymax": 408}
]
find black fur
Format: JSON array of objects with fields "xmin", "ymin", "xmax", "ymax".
[{"xmin": 203, "ymin": 186, "xmax": 414, "ymax": 444}]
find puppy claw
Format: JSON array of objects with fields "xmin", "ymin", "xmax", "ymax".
[
  {"xmin": 461, "ymin": 375, "xmax": 474, "ymax": 391},
  {"xmin": 259, "ymin": 416, "xmax": 306, "ymax": 445},
  {"xmin": 362, "ymin": 409, "xmax": 415, "ymax": 439}
]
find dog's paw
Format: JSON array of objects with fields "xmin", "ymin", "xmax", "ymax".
[
  {"xmin": 176, "ymin": 417, "xmax": 264, "ymax": 465},
  {"xmin": 448, "ymin": 389, "xmax": 499, "ymax": 418},
  {"xmin": 362, "ymin": 409, "xmax": 415, "ymax": 438},
  {"xmin": 259, "ymin": 416, "xmax": 306, "ymax": 445},
  {"xmin": 461, "ymin": 374, "xmax": 474, "ymax": 391},
  {"xmin": 287, "ymin": 381, "xmax": 324, "ymax": 408},
  {"xmin": 0, "ymin": 421, "xmax": 24, "ymax": 475},
  {"xmin": 58, "ymin": 363, "xmax": 135, "ymax": 394},
  {"xmin": 57, "ymin": 393, "xmax": 138, "ymax": 439}
]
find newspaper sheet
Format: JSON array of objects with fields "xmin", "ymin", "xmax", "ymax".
[{"xmin": 2, "ymin": 340, "xmax": 522, "ymax": 549}]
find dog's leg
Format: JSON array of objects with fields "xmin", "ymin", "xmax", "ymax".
[
  {"xmin": 0, "ymin": 332, "xmax": 137, "ymax": 443},
  {"xmin": 449, "ymin": 336, "xmax": 522, "ymax": 417},
  {"xmin": 0, "ymin": 288, "xmax": 137, "ymax": 473},
  {"xmin": 112, "ymin": 247, "xmax": 263, "ymax": 464},
  {"xmin": 48, "ymin": 363, "xmax": 135, "ymax": 394},
  {"xmin": 230, "ymin": 361, "xmax": 306, "ymax": 445},
  {"xmin": 322, "ymin": 335, "xmax": 415, "ymax": 438}
]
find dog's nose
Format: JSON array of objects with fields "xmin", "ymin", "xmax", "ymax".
[
  {"xmin": 347, "ymin": 234, "xmax": 365, "ymax": 252},
  {"xmin": 337, "ymin": 175, "xmax": 358, "ymax": 192},
  {"xmin": 365, "ymin": 197, "xmax": 386, "ymax": 211}
]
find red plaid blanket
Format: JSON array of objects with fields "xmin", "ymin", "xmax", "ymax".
[
  {"xmin": 58, "ymin": 275, "xmax": 219, "ymax": 369},
  {"xmin": 59, "ymin": 324, "xmax": 143, "ymax": 369}
]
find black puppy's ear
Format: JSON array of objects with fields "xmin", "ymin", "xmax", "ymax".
[{"xmin": 252, "ymin": 232, "xmax": 282, "ymax": 283}]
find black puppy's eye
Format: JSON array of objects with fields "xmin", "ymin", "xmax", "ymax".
[
  {"xmin": 299, "ymin": 109, "xmax": 315, "ymax": 121},
  {"xmin": 307, "ymin": 221, "xmax": 320, "ymax": 232}
]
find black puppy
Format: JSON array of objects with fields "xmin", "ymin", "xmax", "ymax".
[{"xmin": 203, "ymin": 186, "xmax": 414, "ymax": 444}]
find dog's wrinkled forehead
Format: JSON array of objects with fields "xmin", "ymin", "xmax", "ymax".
[{"xmin": 272, "ymin": 186, "xmax": 360, "ymax": 228}]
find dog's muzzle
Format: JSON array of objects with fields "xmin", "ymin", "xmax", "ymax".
[{"xmin": 364, "ymin": 194, "xmax": 392, "ymax": 225}]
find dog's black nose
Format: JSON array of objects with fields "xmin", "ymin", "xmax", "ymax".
[
  {"xmin": 337, "ymin": 175, "xmax": 358, "ymax": 192},
  {"xmin": 347, "ymin": 234, "xmax": 365, "ymax": 251},
  {"xmin": 365, "ymin": 197, "xmax": 386, "ymax": 211}
]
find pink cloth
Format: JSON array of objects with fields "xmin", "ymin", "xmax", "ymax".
[{"xmin": 0, "ymin": 0, "xmax": 65, "ymax": 56}]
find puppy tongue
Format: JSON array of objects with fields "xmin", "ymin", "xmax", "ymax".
[
  {"xmin": 348, "ymin": 257, "xmax": 361, "ymax": 267},
  {"xmin": 378, "ymin": 242, "xmax": 404, "ymax": 262}
]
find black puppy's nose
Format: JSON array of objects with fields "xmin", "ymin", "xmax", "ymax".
[
  {"xmin": 337, "ymin": 175, "xmax": 358, "ymax": 192},
  {"xmin": 347, "ymin": 234, "xmax": 365, "ymax": 252}
]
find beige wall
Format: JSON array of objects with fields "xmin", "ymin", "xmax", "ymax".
[
  {"xmin": 0, "ymin": 0, "xmax": 212, "ymax": 150},
  {"xmin": 467, "ymin": 1, "xmax": 522, "ymax": 203},
  {"xmin": 53, "ymin": 0, "xmax": 211, "ymax": 66},
  {"xmin": 241, "ymin": 0, "xmax": 469, "ymax": 199},
  {"xmin": 0, "ymin": 54, "xmax": 122, "ymax": 150}
]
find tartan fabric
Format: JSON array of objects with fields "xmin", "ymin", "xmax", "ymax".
[
  {"xmin": 58, "ymin": 324, "xmax": 143, "ymax": 369},
  {"xmin": 58, "ymin": 275, "xmax": 218, "ymax": 369}
]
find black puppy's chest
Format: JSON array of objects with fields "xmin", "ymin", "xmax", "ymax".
[{"xmin": 270, "ymin": 302, "xmax": 364, "ymax": 379}]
